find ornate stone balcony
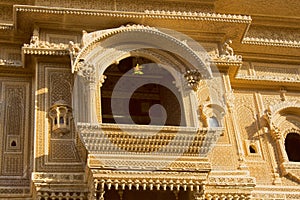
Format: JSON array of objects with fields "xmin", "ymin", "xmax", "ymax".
[{"xmin": 77, "ymin": 123, "xmax": 223, "ymax": 172}]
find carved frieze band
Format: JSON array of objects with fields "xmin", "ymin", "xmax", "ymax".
[
  {"xmin": 236, "ymin": 63, "xmax": 300, "ymax": 82},
  {"xmin": 243, "ymin": 26, "xmax": 300, "ymax": 48}
]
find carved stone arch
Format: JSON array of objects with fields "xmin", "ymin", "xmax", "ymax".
[
  {"xmin": 268, "ymin": 100, "xmax": 300, "ymax": 115},
  {"xmin": 236, "ymin": 104, "xmax": 256, "ymax": 119},
  {"xmin": 200, "ymin": 103, "xmax": 225, "ymax": 128},
  {"xmin": 236, "ymin": 105, "xmax": 258, "ymax": 139},
  {"xmin": 283, "ymin": 128, "xmax": 300, "ymax": 139},
  {"xmin": 72, "ymin": 25, "xmax": 214, "ymax": 127},
  {"xmin": 73, "ymin": 25, "xmax": 212, "ymax": 79},
  {"xmin": 265, "ymin": 100, "xmax": 300, "ymax": 139}
]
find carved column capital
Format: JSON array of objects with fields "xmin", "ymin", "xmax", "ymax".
[
  {"xmin": 77, "ymin": 61, "xmax": 96, "ymax": 84},
  {"xmin": 270, "ymin": 124, "xmax": 282, "ymax": 140}
]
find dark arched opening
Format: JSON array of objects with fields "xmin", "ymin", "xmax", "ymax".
[
  {"xmin": 101, "ymin": 56, "xmax": 185, "ymax": 126},
  {"xmin": 285, "ymin": 132, "xmax": 300, "ymax": 162}
]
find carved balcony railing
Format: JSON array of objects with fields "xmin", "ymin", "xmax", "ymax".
[{"xmin": 77, "ymin": 123, "xmax": 223, "ymax": 171}]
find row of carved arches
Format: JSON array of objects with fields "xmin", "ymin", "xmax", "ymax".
[{"xmin": 265, "ymin": 103, "xmax": 300, "ymax": 182}]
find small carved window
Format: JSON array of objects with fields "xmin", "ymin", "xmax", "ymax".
[
  {"xmin": 208, "ymin": 116, "xmax": 219, "ymax": 128},
  {"xmin": 11, "ymin": 140, "xmax": 17, "ymax": 147},
  {"xmin": 285, "ymin": 132, "xmax": 300, "ymax": 162},
  {"xmin": 59, "ymin": 116, "xmax": 64, "ymax": 124},
  {"xmin": 249, "ymin": 144, "xmax": 257, "ymax": 154}
]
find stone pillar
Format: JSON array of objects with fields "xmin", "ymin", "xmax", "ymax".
[
  {"xmin": 224, "ymin": 74, "xmax": 247, "ymax": 170},
  {"xmin": 76, "ymin": 62, "xmax": 98, "ymax": 124}
]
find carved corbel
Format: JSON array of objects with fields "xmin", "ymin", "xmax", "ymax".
[{"xmin": 68, "ymin": 41, "xmax": 81, "ymax": 65}]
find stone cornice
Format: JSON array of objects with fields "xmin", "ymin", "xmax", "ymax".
[
  {"xmin": 14, "ymin": 5, "xmax": 252, "ymax": 23},
  {"xmin": 242, "ymin": 37, "xmax": 300, "ymax": 48},
  {"xmin": 12, "ymin": 5, "xmax": 300, "ymax": 51},
  {"xmin": 251, "ymin": 15, "xmax": 300, "ymax": 29},
  {"xmin": 0, "ymin": 23, "xmax": 13, "ymax": 30}
]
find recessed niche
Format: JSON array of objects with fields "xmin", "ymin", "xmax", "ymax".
[
  {"xmin": 245, "ymin": 140, "xmax": 261, "ymax": 157},
  {"xmin": 249, "ymin": 144, "xmax": 257, "ymax": 154},
  {"xmin": 10, "ymin": 140, "xmax": 17, "ymax": 147}
]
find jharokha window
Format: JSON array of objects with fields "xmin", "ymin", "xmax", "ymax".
[
  {"xmin": 101, "ymin": 56, "xmax": 185, "ymax": 126},
  {"xmin": 285, "ymin": 132, "xmax": 300, "ymax": 162}
]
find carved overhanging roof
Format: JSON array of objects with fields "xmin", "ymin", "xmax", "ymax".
[{"xmin": 206, "ymin": 170, "xmax": 256, "ymax": 189}]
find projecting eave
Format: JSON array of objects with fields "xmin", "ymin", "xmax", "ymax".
[{"xmin": 12, "ymin": 5, "xmax": 251, "ymax": 43}]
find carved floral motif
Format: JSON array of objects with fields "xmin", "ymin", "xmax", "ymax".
[
  {"xmin": 184, "ymin": 69, "xmax": 201, "ymax": 91},
  {"xmin": 76, "ymin": 62, "xmax": 96, "ymax": 83}
]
